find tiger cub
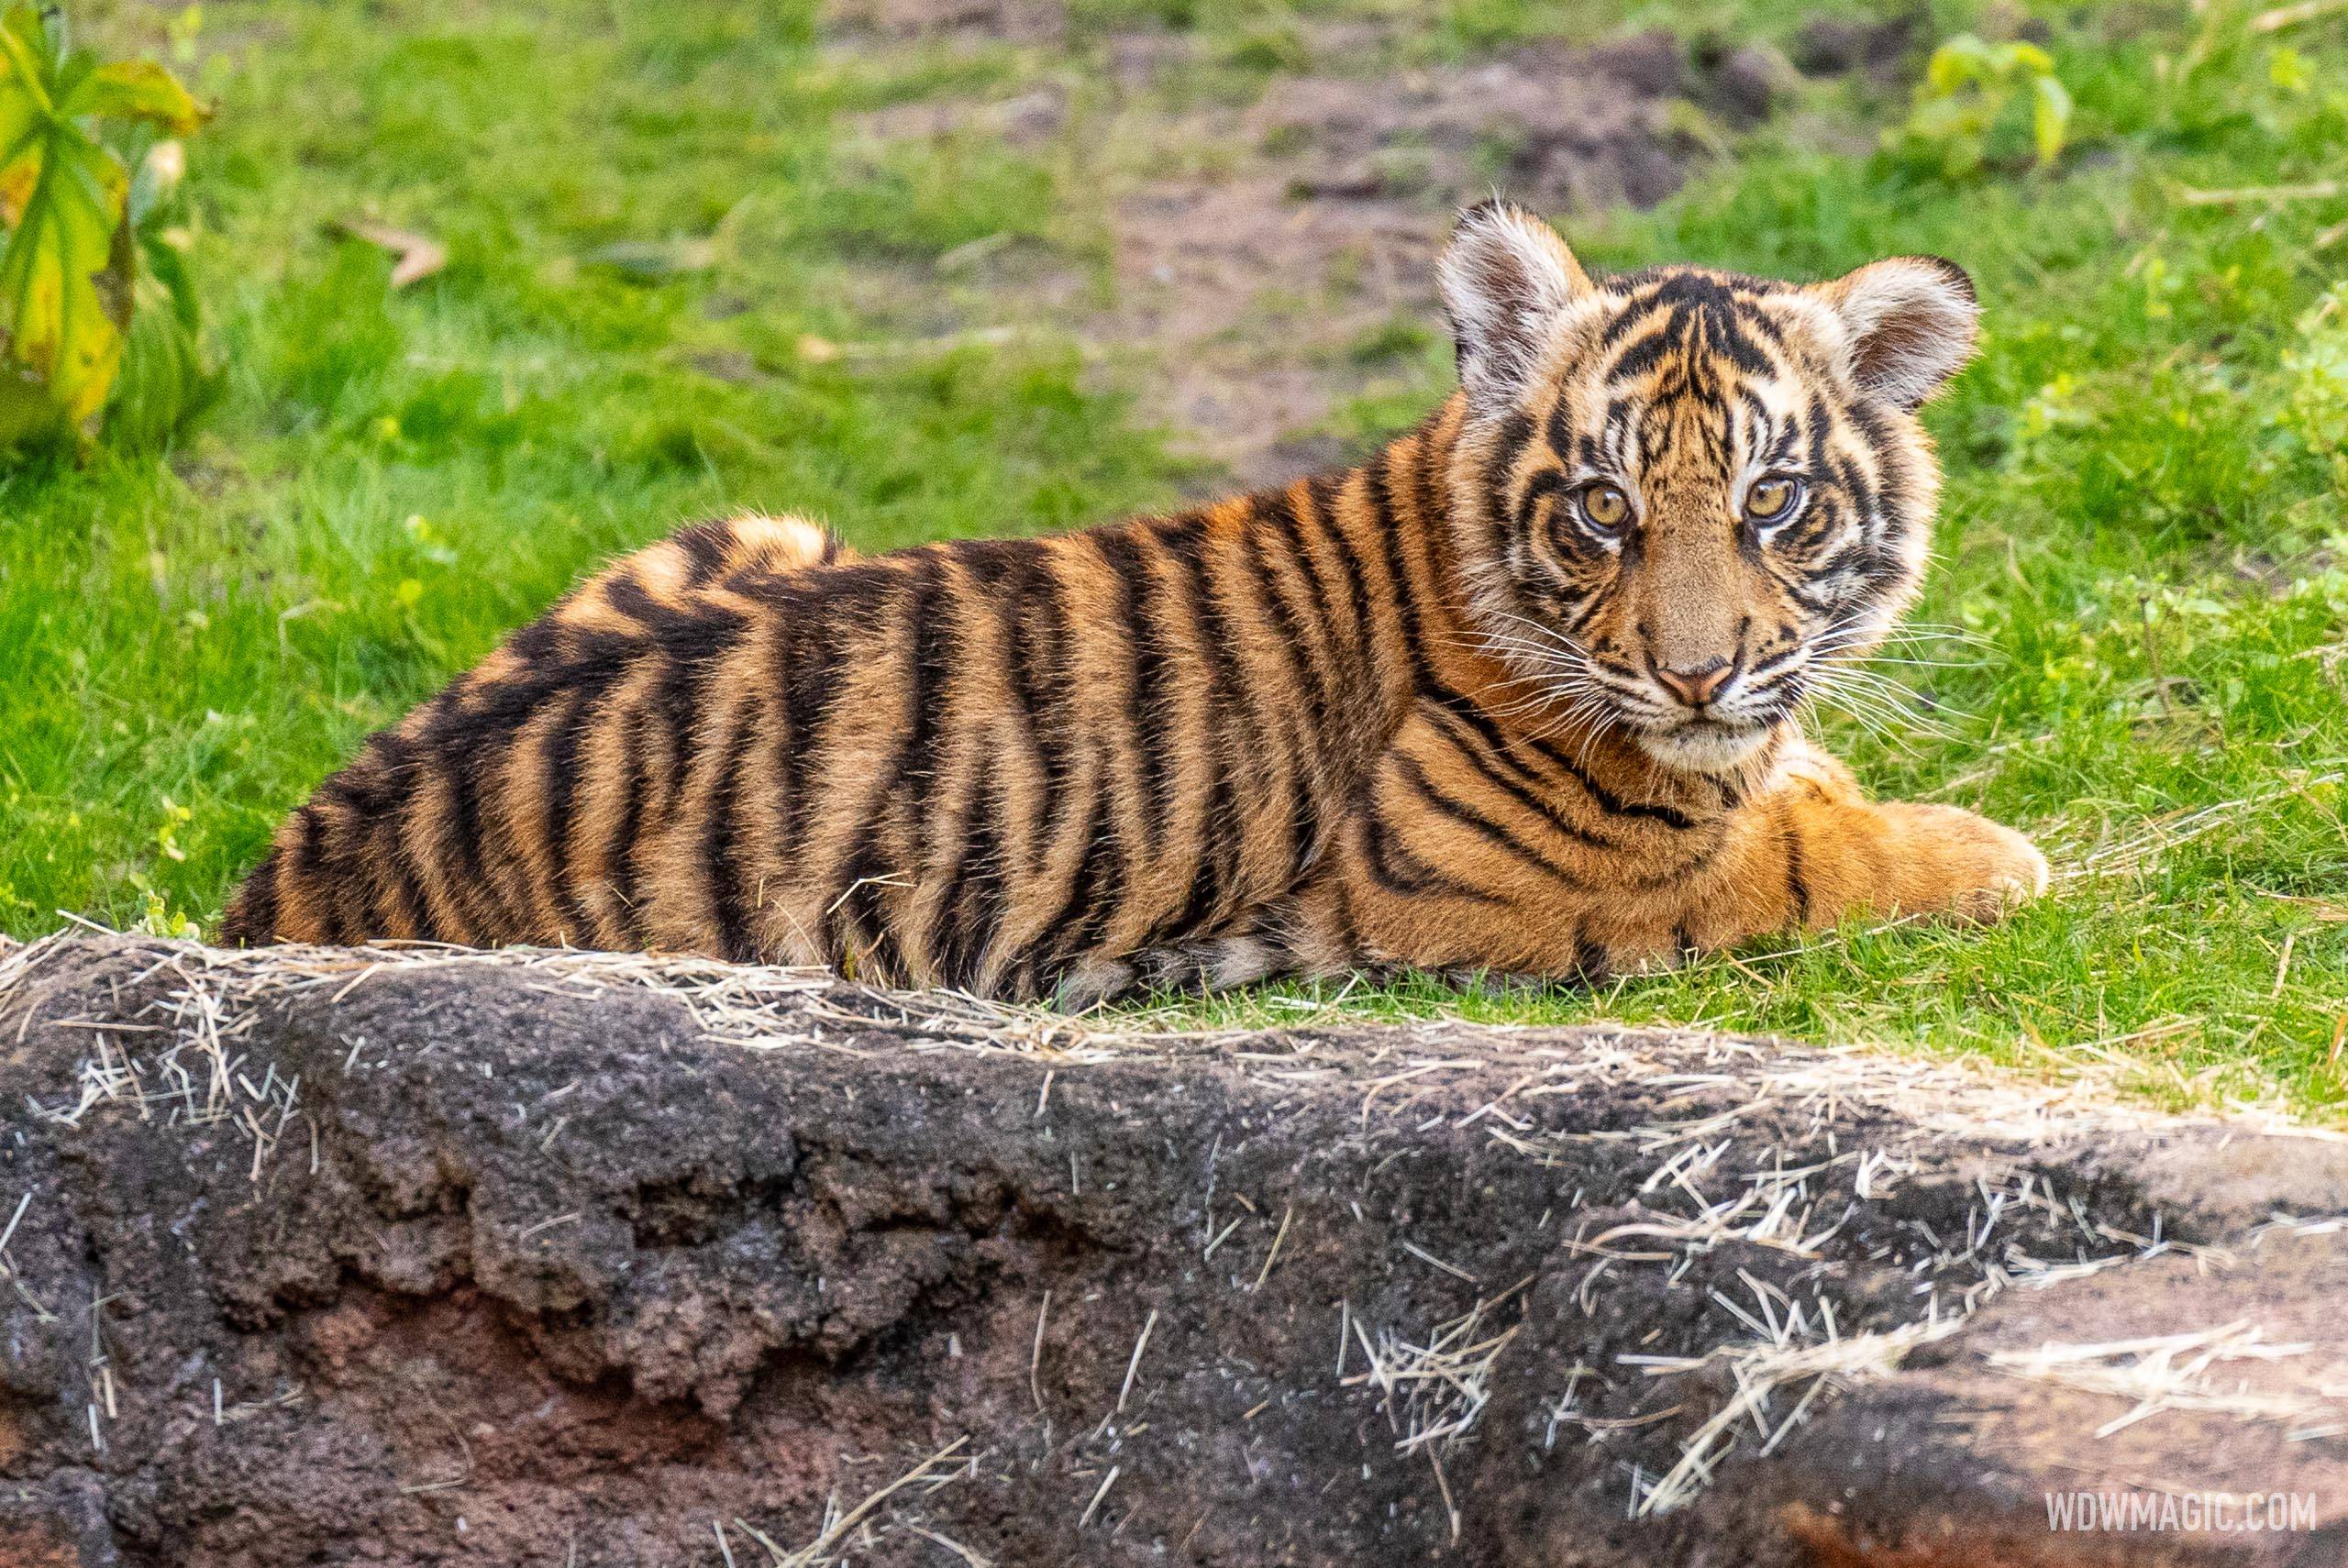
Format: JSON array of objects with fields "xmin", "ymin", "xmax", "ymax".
[{"xmin": 221, "ymin": 201, "xmax": 2047, "ymax": 1005}]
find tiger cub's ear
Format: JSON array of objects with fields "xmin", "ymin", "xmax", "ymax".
[
  {"xmin": 1437, "ymin": 200, "xmax": 1592, "ymax": 414},
  {"xmin": 1811, "ymin": 255, "xmax": 1979, "ymax": 411}
]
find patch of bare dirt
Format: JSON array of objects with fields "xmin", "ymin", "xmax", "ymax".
[
  {"xmin": 1097, "ymin": 31, "xmax": 1705, "ymax": 483},
  {"xmin": 1790, "ymin": 11, "xmax": 1920, "ymax": 80},
  {"xmin": 825, "ymin": 14, "xmax": 1837, "ymax": 487},
  {"xmin": 849, "ymin": 84, "xmax": 1069, "ymax": 147},
  {"xmin": 823, "ymin": 0, "xmax": 1067, "ymax": 46}
]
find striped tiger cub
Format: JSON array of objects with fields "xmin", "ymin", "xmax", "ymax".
[{"xmin": 221, "ymin": 201, "xmax": 2047, "ymax": 1005}]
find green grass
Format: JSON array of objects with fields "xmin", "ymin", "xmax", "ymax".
[
  {"xmin": 1211, "ymin": 3, "xmax": 2348, "ymax": 1111},
  {"xmin": 4, "ymin": 1, "xmax": 2342, "ymax": 1113},
  {"xmin": 2, "ymin": 0, "xmax": 1180, "ymax": 942}
]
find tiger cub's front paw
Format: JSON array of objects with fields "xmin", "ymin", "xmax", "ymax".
[{"xmin": 1878, "ymin": 802, "xmax": 2050, "ymax": 923}]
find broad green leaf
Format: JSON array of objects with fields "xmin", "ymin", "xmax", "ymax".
[
  {"xmin": 60, "ymin": 61, "xmax": 205, "ymax": 133},
  {"xmin": 0, "ymin": 3, "xmax": 206, "ymax": 438},
  {"xmin": 1926, "ymin": 35, "xmax": 1995, "ymax": 94},
  {"xmin": 2006, "ymin": 41, "xmax": 2057, "ymax": 76},
  {"xmin": 0, "ymin": 77, "xmax": 36, "ymax": 196},
  {"xmin": 2032, "ymin": 73, "xmax": 2074, "ymax": 167},
  {"xmin": 0, "ymin": 123, "xmax": 128, "ymax": 420},
  {"xmin": 0, "ymin": 149, "xmax": 35, "ymax": 225},
  {"xmin": 0, "ymin": 9, "xmax": 57, "ymax": 116}
]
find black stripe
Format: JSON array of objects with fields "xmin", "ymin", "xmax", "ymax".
[
  {"xmin": 1240, "ymin": 506, "xmax": 1336, "ymax": 739},
  {"xmin": 291, "ymin": 806, "xmax": 350, "ymax": 943},
  {"xmin": 1009, "ymin": 553, "xmax": 1078, "ymax": 874},
  {"xmin": 1519, "ymin": 736, "xmax": 1699, "ymax": 830},
  {"xmin": 1091, "ymin": 528, "xmax": 1179, "ymax": 850},
  {"xmin": 1301, "ymin": 476, "xmax": 1378, "ymax": 701},
  {"xmin": 828, "ymin": 835, "xmax": 902, "ymax": 982},
  {"xmin": 602, "ymin": 700, "xmax": 652, "ymax": 944},
  {"xmin": 1327, "ymin": 879, "xmax": 1359, "ymax": 950},
  {"xmin": 434, "ymin": 738, "xmax": 494, "ymax": 931},
  {"xmin": 900, "ymin": 558, "xmax": 958, "ymax": 866},
  {"xmin": 1604, "ymin": 309, "xmax": 1682, "ymax": 384},
  {"xmin": 1391, "ymin": 753, "xmax": 1584, "ymax": 889},
  {"xmin": 1422, "ymin": 701, "xmax": 1618, "ymax": 857},
  {"xmin": 1154, "ymin": 521, "xmax": 1257, "ymax": 943},
  {"xmin": 1359, "ymin": 812, "xmax": 1499, "ymax": 904},
  {"xmin": 703, "ymin": 699, "xmax": 760, "ymax": 962},
  {"xmin": 538, "ymin": 690, "xmax": 593, "ymax": 942},
  {"xmin": 822, "ymin": 560, "xmax": 950, "ymax": 974},
  {"xmin": 598, "ymin": 569, "xmax": 666, "ymax": 630},
  {"xmin": 677, "ymin": 522, "xmax": 731, "ymax": 587},
  {"xmin": 1601, "ymin": 396, "xmax": 1635, "ymax": 469},
  {"xmin": 1574, "ymin": 935, "xmax": 1611, "ymax": 979},
  {"xmin": 1235, "ymin": 502, "xmax": 1335, "ymax": 875},
  {"xmin": 939, "ymin": 766, "xmax": 1010, "ymax": 987},
  {"xmin": 1595, "ymin": 291, "xmax": 1655, "ymax": 350},
  {"xmin": 650, "ymin": 641, "xmax": 720, "ymax": 839},
  {"xmin": 1042, "ymin": 782, "xmax": 1129, "ymax": 975},
  {"xmin": 1491, "ymin": 408, "xmax": 1536, "ymax": 480},
  {"xmin": 1365, "ymin": 454, "xmax": 1427, "ymax": 678},
  {"xmin": 290, "ymin": 804, "xmax": 326, "ymax": 873},
  {"xmin": 337, "ymin": 739, "xmax": 437, "ymax": 939},
  {"xmin": 1408, "ymin": 416, "xmax": 1457, "ymax": 601},
  {"xmin": 1707, "ymin": 319, "xmax": 1771, "ymax": 379},
  {"xmin": 1256, "ymin": 491, "xmax": 1346, "ymax": 706},
  {"xmin": 365, "ymin": 809, "xmax": 429, "ymax": 940},
  {"xmin": 1283, "ymin": 495, "xmax": 1368, "ymax": 728},
  {"xmin": 775, "ymin": 572, "xmax": 887, "ymax": 855},
  {"xmin": 1783, "ymin": 814, "xmax": 1811, "ymax": 924},
  {"xmin": 1516, "ymin": 469, "xmax": 1569, "ymax": 531}
]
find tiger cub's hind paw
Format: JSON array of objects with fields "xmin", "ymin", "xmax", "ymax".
[{"xmin": 1048, "ymin": 932, "xmax": 1296, "ymax": 1013}]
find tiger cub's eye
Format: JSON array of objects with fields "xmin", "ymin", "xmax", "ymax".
[
  {"xmin": 1745, "ymin": 476, "xmax": 1802, "ymax": 524},
  {"xmin": 1577, "ymin": 482, "xmax": 1632, "ymax": 533}
]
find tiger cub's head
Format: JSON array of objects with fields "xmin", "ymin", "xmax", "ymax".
[{"xmin": 1435, "ymin": 199, "xmax": 1977, "ymax": 776}]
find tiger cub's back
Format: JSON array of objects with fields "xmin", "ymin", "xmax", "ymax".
[
  {"xmin": 217, "ymin": 513, "xmax": 849, "ymax": 955},
  {"xmin": 219, "ymin": 492, "xmax": 1384, "ymax": 999}
]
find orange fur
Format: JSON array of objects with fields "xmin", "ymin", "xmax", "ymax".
[{"xmin": 221, "ymin": 208, "xmax": 2045, "ymax": 1004}]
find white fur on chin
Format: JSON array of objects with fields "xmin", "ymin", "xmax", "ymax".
[{"xmin": 1633, "ymin": 722, "xmax": 1775, "ymax": 776}]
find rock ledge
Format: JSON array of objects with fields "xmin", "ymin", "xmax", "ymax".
[{"xmin": 2, "ymin": 935, "xmax": 2343, "ymax": 1565}]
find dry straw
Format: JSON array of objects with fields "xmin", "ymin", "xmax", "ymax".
[{"xmin": 6, "ymin": 929, "xmax": 2342, "ymax": 1527}]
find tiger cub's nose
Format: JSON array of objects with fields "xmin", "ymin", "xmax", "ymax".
[{"xmin": 1654, "ymin": 657, "xmax": 1733, "ymax": 708}]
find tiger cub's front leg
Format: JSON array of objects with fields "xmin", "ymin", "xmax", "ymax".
[{"xmin": 1296, "ymin": 714, "xmax": 2047, "ymax": 983}]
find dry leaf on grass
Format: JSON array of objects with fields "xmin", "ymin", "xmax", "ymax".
[{"xmin": 326, "ymin": 219, "xmax": 448, "ymax": 288}]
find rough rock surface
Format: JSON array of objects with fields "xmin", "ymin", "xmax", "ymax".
[{"xmin": 3, "ymin": 935, "xmax": 2345, "ymax": 1566}]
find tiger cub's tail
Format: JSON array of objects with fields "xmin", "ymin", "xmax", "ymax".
[{"xmin": 669, "ymin": 512, "xmax": 855, "ymax": 577}]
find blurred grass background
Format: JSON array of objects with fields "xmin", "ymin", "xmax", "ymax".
[{"xmin": 2, "ymin": 0, "xmax": 2342, "ymax": 1111}]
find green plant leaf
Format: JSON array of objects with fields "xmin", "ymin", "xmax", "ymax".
[
  {"xmin": 2032, "ymin": 73, "xmax": 2074, "ymax": 167},
  {"xmin": 59, "ymin": 60, "xmax": 205, "ymax": 132},
  {"xmin": 1925, "ymin": 34, "xmax": 1995, "ymax": 94},
  {"xmin": 0, "ymin": 121, "xmax": 128, "ymax": 420},
  {"xmin": 0, "ymin": 8, "xmax": 57, "ymax": 118},
  {"xmin": 0, "ymin": 3, "xmax": 208, "ymax": 436},
  {"xmin": 2006, "ymin": 40, "xmax": 2057, "ymax": 77}
]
